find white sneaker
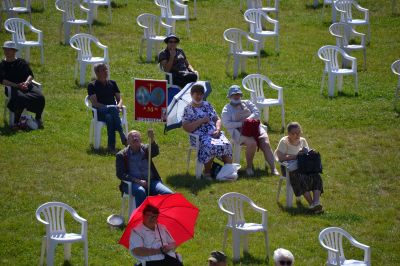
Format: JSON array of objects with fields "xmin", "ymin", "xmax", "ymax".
[
  {"xmin": 246, "ymin": 168, "xmax": 254, "ymax": 176},
  {"xmin": 271, "ymin": 168, "xmax": 280, "ymax": 176}
]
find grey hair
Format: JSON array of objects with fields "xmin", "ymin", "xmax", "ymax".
[
  {"xmin": 287, "ymin": 122, "xmax": 302, "ymax": 134},
  {"xmin": 273, "ymin": 248, "xmax": 294, "ymax": 264},
  {"xmin": 94, "ymin": 63, "xmax": 108, "ymax": 73}
]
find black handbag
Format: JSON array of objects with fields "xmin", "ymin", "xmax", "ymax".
[
  {"xmin": 297, "ymin": 149, "xmax": 323, "ymax": 174},
  {"xmin": 156, "ymin": 225, "xmax": 183, "ymax": 266}
]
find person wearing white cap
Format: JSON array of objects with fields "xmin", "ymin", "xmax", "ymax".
[
  {"xmin": 158, "ymin": 34, "xmax": 198, "ymax": 88},
  {"xmin": 0, "ymin": 41, "xmax": 45, "ymax": 128},
  {"xmin": 273, "ymin": 248, "xmax": 294, "ymax": 266},
  {"xmin": 221, "ymin": 85, "xmax": 279, "ymax": 176}
]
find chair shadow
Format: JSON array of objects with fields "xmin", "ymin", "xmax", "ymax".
[
  {"xmin": 86, "ymin": 147, "xmax": 115, "ymax": 156},
  {"xmin": 233, "ymin": 252, "xmax": 269, "ymax": 265},
  {"xmin": 111, "ymin": 1, "xmax": 127, "ymax": 8},
  {"xmin": 165, "ymin": 174, "xmax": 211, "ymax": 195},
  {"xmin": 277, "ymin": 201, "xmax": 317, "ymax": 216},
  {"xmin": 260, "ymin": 50, "xmax": 274, "ymax": 58},
  {"xmin": 92, "ymin": 20, "xmax": 107, "ymax": 27},
  {"xmin": 31, "ymin": 7, "xmax": 45, "ymax": 13},
  {"xmin": 305, "ymin": 3, "xmax": 322, "ymax": 10},
  {"xmin": 0, "ymin": 125, "xmax": 17, "ymax": 136}
]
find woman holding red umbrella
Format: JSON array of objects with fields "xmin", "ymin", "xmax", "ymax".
[{"xmin": 130, "ymin": 205, "xmax": 183, "ymax": 266}]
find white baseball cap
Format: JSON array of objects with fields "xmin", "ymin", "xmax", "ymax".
[{"xmin": 2, "ymin": 41, "xmax": 18, "ymax": 51}]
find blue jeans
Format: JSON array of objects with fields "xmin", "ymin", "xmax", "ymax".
[
  {"xmin": 131, "ymin": 179, "xmax": 173, "ymax": 207},
  {"xmin": 97, "ymin": 106, "xmax": 124, "ymax": 148}
]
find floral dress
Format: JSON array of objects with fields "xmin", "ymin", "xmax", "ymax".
[{"xmin": 182, "ymin": 101, "xmax": 232, "ymax": 164}]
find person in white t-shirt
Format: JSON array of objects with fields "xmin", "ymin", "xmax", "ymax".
[
  {"xmin": 275, "ymin": 122, "xmax": 324, "ymax": 214},
  {"xmin": 130, "ymin": 205, "xmax": 181, "ymax": 265}
]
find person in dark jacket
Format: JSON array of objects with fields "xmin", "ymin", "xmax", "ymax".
[
  {"xmin": 0, "ymin": 41, "xmax": 45, "ymax": 128},
  {"xmin": 116, "ymin": 129, "xmax": 173, "ymax": 207}
]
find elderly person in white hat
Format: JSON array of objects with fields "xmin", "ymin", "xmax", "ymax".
[
  {"xmin": 0, "ymin": 41, "xmax": 45, "ymax": 128},
  {"xmin": 273, "ymin": 248, "xmax": 294, "ymax": 266},
  {"xmin": 158, "ymin": 34, "xmax": 198, "ymax": 88},
  {"xmin": 221, "ymin": 85, "xmax": 278, "ymax": 176}
]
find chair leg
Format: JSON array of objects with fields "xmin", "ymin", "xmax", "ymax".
[
  {"xmin": 286, "ymin": 175, "xmax": 293, "ymax": 208},
  {"xmin": 26, "ymin": 47, "xmax": 31, "ymax": 63},
  {"xmin": 39, "ymin": 236, "xmax": 46, "ymax": 266},
  {"xmin": 40, "ymin": 45, "xmax": 44, "ymax": 64},
  {"xmin": 195, "ymin": 160, "xmax": 203, "ymax": 179},
  {"xmin": 363, "ymin": 48, "xmax": 367, "ymax": 70},
  {"xmin": 89, "ymin": 120, "xmax": 94, "ymax": 145},
  {"xmin": 64, "ymin": 243, "xmax": 71, "ymax": 261},
  {"xmin": 233, "ymin": 56, "xmax": 239, "ymax": 79},
  {"xmin": 186, "ymin": 149, "xmax": 191, "ymax": 174},
  {"xmin": 233, "ymin": 142, "xmax": 241, "ymax": 164},
  {"xmin": 264, "ymin": 230, "xmax": 270, "ymax": 260},
  {"xmin": 232, "ymin": 230, "xmax": 241, "ymax": 261},
  {"xmin": 46, "ymin": 241, "xmax": 56, "ymax": 266},
  {"xmin": 222, "ymin": 228, "xmax": 228, "ymax": 250},
  {"xmin": 84, "ymin": 239, "xmax": 88, "ymax": 266},
  {"xmin": 276, "ymin": 177, "xmax": 283, "ymax": 203},
  {"xmin": 64, "ymin": 24, "xmax": 71, "ymax": 45},
  {"xmin": 242, "ymin": 235, "xmax": 249, "ymax": 254},
  {"xmin": 263, "ymin": 106, "xmax": 269, "ymax": 123},
  {"xmin": 94, "ymin": 123, "xmax": 102, "ymax": 149},
  {"xmin": 240, "ymin": 57, "xmax": 247, "ymax": 74},
  {"xmin": 145, "ymin": 40, "xmax": 153, "ymax": 63},
  {"xmin": 80, "ymin": 62, "xmax": 86, "ymax": 86},
  {"xmin": 281, "ymin": 103, "xmax": 285, "ymax": 131},
  {"xmin": 337, "ymin": 75, "xmax": 343, "ymax": 93},
  {"xmin": 328, "ymin": 73, "xmax": 335, "ymax": 97},
  {"xmin": 121, "ymin": 195, "xmax": 126, "ymax": 218}
]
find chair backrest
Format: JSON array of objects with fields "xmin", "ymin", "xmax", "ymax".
[
  {"xmin": 70, "ymin": 33, "xmax": 100, "ymax": 60},
  {"xmin": 36, "ymin": 202, "xmax": 78, "ymax": 235},
  {"xmin": 137, "ymin": 13, "xmax": 159, "ymax": 39},
  {"xmin": 218, "ymin": 192, "xmax": 255, "ymax": 227},
  {"xmin": 319, "ymin": 227, "xmax": 357, "ymax": 265},
  {"xmin": 223, "ymin": 28, "xmax": 249, "ymax": 53},
  {"xmin": 392, "ymin": 60, "xmax": 400, "ymax": 76},
  {"xmin": 154, "ymin": 0, "xmax": 172, "ymax": 18},
  {"xmin": 4, "ymin": 18, "xmax": 30, "ymax": 43},
  {"xmin": 317, "ymin": 45, "xmax": 347, "ymax": 71},
  {"xmin": 55, "ymin": 0, "xmax": 80, "ymax": 21},
  {"xmin": 244, "ymin": 9, "xmax": 266, "ymax": 34},
  {"xmin": 334, "ymin": 0, "xmax": 355, "ymax": 21},
  {"xmin": 242, "ymin": 74, "xmax": 275, "ymax": 102},
  {"xmin": 329, "ymin": 22, "xmax": 352, "ymax": 47}
]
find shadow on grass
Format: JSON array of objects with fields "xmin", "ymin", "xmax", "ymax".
[
  {"xmin": 305, "ymin": 3, "xmax": 322, "ymax": 10},
  {"xmin": 111, "ymin": 1, "xmax": 127, "ymax": 8},
  {"xmin": 277, "ymin": 201, "xmax": 316, "ymax": 216},
  {"xmin": 166, "ymin": 174, "xmax": 211, "ymax": 195},
  {"xmin": 86, "ymin": 147, "xmax": 116, "ymax": 156},
  {"xmin": 31, "ymin": 7, "xmax": 45, "ymax": 13},
  {"xmin": 92, "ymin": 20, "xmax": 107, "ymax": 27},
  {"xmin": 233, "ymin": 252, "xmax": 269, "ymax": 265},
  {"xmin": 0, "ymin": 126, "xmax": 17, "ymax": 136}
]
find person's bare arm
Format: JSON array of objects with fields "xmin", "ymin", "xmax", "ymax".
[
  {"xmin": 276, "ymin": 150, "xmax": 297, "ymax": 161},
  {"xmin": 132, "ymin": 247, "xmax": 163, "ymax": 257},
  {"xmin": 182, "ymin": 117, "xmax": 209, "ymax": 133},
  {"xmin": 115, "ymin": 92, "xmax": 123, "ymax": 110},
  {"xmin": 89, "ymin": 94, "xmax": 106, "ymax": 108}
]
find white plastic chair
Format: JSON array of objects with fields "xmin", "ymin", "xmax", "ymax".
[
  {"xmin": 242, "ymin": 74, "xmax": 285, "ymax": 131},
  {"xmin": 246, "ymin": 0, "xmax": 279, "ymax": 19},
  {"xmin": 319, "ymin": 227, "xmax": 371, "ymax": 266},
  {"xmin": 137, "ymin": 13, "xmax": 172, "ymax": 62},
  {"xmin": 174, "ymin": 0, "xmax": 196, "ymax": 18},
  {"xmin": 4, "ymin": 18, "xmax": 44, "ymax": 64},
  {"xmin": 70, "ymin": 33, "xmax": 109, "ymax": 86},
  {"xmin": 1, "ymin": 0, "xmax": 31, "ymax": 25},
  {"xmin": 391, "ymin": 60, "xmax": 400, "ymax": 107},
  {"xmin": 274, "ymin": 158, "xmax": 301, "ymax": 207},
  {"xmin": 218, "ymin": 192, "xmax": 269, "ymax": 261},
  {"xmin": 321, "ymin": 0, "xmax": 338, "ymax": 22},
  {"xmin": 158, "ymin": 63, "xmax": 174, "ymax": 88},
  {"xmin": 154, "ymin": 0, "xmax": 190, "ymax": 35},
  {"xmin": 84, "ymin": 95, "xmax": 128, "ymax": 149},
  {"xmin": 317, "ymin": 45, "xmax": 358, "ymax": 97},
  {"xmin": 83, "ymin": 0, "xmax": 111, "ymax": 23},
  {"xmin": 329, "ymin": 22, "xmax": 366, "ymax": 70},
  {"xmin": 55, "ymin": 0, "xmax": 92, "ymax": 45},
  {"xmin": 120, "ymin": 180, "xmax": 137, "ymax": 220},
  {"xmin": 244, "ymin": 9, "xmax": 279, "ymax": 52},
  {"xmin": 186, "ymin": 133, "xmax": 203, "ymax": 179},
  {"xmin": 334, "ymin": 0, "xmax": 370, "ymax": 43},
  {"xmin": 3, "ymin": 80, "xmax": 42, "ymax": 127},
  {"xmin": 36, "ymin": 202, "xmax": 88, "ymax": 266},
  {"xmin": 223, "ymin": 28, "xmax": 260, "ymax": 79}
]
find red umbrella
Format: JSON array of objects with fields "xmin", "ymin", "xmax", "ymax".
[{"xmin": 119, "ymin": 193, "xmax": 199, "ymax": 249}]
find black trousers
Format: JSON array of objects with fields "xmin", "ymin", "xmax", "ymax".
[
  {"xmin": 5, "ymin": 85, "xmax": 45, "ymax": 122},
  {"xmin": 172, "ymin": 72, "xmax": 198, "ymax": 88}
]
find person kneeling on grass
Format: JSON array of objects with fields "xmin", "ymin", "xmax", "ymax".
[
  {"xmin": 88, "ymin": 63, "xmax": 126, "ymax": 153},
  {"xmin": 275, "ymin": 122, "xmax": 324, "ymax": 213},
  {"xmin": 116, "ymin": 129, "xmax": 173, "ymax": 208}
]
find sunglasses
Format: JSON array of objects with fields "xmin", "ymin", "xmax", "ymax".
[{"xmin": 279, "ymin": 261, "xmax": 292, "ymax": 266}]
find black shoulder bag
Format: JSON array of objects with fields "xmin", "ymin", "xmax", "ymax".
[
  {"xmin": 297, "ymin": 149, "xmax": 323, "ymax": 174},
  {"xmin": 156, "ymin": 225, "xmax": 183, "ymax": 266}
]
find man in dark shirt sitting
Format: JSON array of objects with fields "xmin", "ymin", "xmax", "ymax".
[
  {"xmin": 158, "ymin": 34, "xmax": 198, "ymax": 88},
  {"xmin": 88, "ymin": 63, "xmax": 127, "ymax": 153}
]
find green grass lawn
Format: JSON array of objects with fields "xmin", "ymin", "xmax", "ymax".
[{"xmin": 0, "ymin": 0, "xmax": 399, "ymax": 265}]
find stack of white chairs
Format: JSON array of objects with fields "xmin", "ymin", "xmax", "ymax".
[
  {"xmin": 333, "ymin": 0, "xmax": 370, "ymax": 43},
  {"xmin": 4, "ymin": 18, "xmax": 44, "ymax": 64},
  {"xmin": 223, "ymin": 28, "xmax": 260, "ymax": 79},
  {"xmin": 55, "ymin": 0, "xmax": 92, "ymax": 45},
  {"xmin": 137, "ymin": 13, "xmax": 172, "ymax": 62},
  {"xmin": 69, "ymin": 33, "xmax": 109, "ymax": 86},
  {"xmin": 245, "ymin": 0, "xmax": 279, "ymax": 19},
  {"xmin": 154, "ymin": 0, "xmax": 190, "ymax": 35},
  {"xmin": 84, "ymin": 0, "xmax": 112, "ymax": 23}
]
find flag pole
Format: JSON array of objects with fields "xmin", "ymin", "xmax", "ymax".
[{"xmin": 147, "ymin": 124, "xmax": 153, "ymax": 196}]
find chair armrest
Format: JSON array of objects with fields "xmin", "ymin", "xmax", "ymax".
[
  {"xmin": 173, "ymin": 0, "xmax": 188, "ymax": 8},
  {"xmin": 247, "ymin": 35, "xmax": 260, "ymax": 44},
  {"xmin": 160, "ymin": 21, "xmax": 173, "ymax": 29},
  {"xmin": 268, "ymin": 81, "xmax": 282, "ymax": 91},
  {"xmin": 218, "ymin": 204, "xmax": 235, "ymax": 217},
  {"xmin": 80, "ymin": 4, "xmax": 90, "ymax": 13},
  {"xmin": 121, "ymin": 105, "xmax": 127, "ymax": 122}
]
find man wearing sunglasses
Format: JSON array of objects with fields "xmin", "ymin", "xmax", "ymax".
[
  {"xmin": 158, "ymin": 34, "xmax": 198, "ymax": 88},
  {"xmin": 273, "ymin": 248, "xmax": 294, "ymax": 266}
]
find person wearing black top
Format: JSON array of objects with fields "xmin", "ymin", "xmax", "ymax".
[
  {"xmin": 0, "ymin": 41, "xmax": 45, "ymax": 128},
  {"xmin": 158, "ymin": 34, "xmax": 198, "ymax": 88},
  {"xmin": 88, "ymin": 63, "xmax": 127, "ymax": 153}
]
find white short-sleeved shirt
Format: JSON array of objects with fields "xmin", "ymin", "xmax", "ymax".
[
  {"xmin": 276, "ymin": 136, "xmax": 309, "ymax": 156},
  {"xmin": 129, "ymin": 222, "xmax": 176, "ymax": 262}
]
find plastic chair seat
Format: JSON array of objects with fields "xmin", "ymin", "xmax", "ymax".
[
  {"xmin": 81, "ymin": 56, "xmax": 106, "ymax": 63},
  {"xmin": 236, "ymin": 50, "xmax": 258, "ymax": 56},
  {"xmin": 50, "ymin": 233, "xmax": 84, "ymax": 242},
  {"xmin": 331, "ymin": 68, "xmax": 355, "ymax": 75},
  {"xmin": 169, "ymin": 14, "xmax": 186, "ymax": 20},
  {"xmin": 345, "ymin": 44, "xmax": 363, "ymax": 50},
  {"xmin": 340, "ymin": 260, "xmax": 368, "ymax": 266},
  {"xmin": 67, "ymin": 19, "xmax": 90, "ymax": 24},
  {"xmin": 231, "ymin": 223, "xmax": 265, "ymax": 232},
  {"xmin": 10, "ymin": 7, "xmax": 28, "ymax": 12},
  {"xmin": 18, "ymin": 40, "xmax": 40, "ymax": 46},
  {"xmin": 346, "ymin": 19, "xmax": 367, "ymax": 25},
  {"xmin": 256, "ymin": 98, "xmax": 280, "ymax": 106},
  {"xmin": 256, "ymin": 30, "xmax": 278, "ymax": 37}
]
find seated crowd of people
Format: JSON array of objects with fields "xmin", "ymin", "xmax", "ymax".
[{"xmin": 2, "ymin": 31, "xmax": 322, "ymax": 265}]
